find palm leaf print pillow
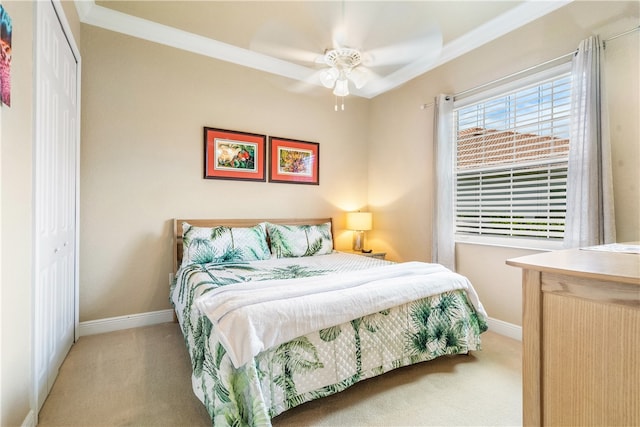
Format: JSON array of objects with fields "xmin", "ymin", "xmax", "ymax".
[
  {"xmin": 265, "ymin": 222, "xmax": 333, "ymax": 258},
  {"xmin": 181, "ymin": 222, "xmax": 270, "ymax": 268}
]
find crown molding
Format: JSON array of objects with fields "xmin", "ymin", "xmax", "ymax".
[
  {"xmin": 75, "ymin": 0, "xmax": 572, "ymax": 99},
  {"xmin": 75, "ymin": 0, "xmax": 316, "ymax": 83},
  {"xmin": 359, "ymin": 0, "xmax": 573, "ymax": 98}
]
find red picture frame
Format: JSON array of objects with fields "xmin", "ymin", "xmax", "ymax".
[
  {"xmin": 269, "ymin": 137, "xmax": 319, "ymax": 185},
  {"xmin": 204, "ymin": 127, "xmax": 266, "ymax": 181}
]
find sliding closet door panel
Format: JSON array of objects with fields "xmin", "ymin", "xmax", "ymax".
[{"xmin": 34, "ymin": 0, "xmax": 77, "ymax": 410}]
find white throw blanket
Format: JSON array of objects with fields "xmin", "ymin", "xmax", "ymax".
[{"xmin": 195, "ymin": 261, "xmax": 487, "ymax": 368}]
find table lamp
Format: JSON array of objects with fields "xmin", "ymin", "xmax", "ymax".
[{"xmin": 346, "ymin": 212, "xmax": 372, "ymax": 252}]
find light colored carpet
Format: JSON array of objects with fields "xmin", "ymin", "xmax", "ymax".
[{"xmin": 38, "ymin": 323, "xmax": 522, "ymax": 427}]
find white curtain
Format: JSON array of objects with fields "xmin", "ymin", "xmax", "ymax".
[
  {"xmin": 432, "ymin": 94, "xmax": 455, "ymax": 270},
  {"xmin": 564, "ymin": 36, "xmax": 616, "ymax": 248}
]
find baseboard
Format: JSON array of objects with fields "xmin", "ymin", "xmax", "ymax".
[
  {"xmin": 487, "ymin": 317, "xmax": 522, "ymax": 341},
  {"xmin": 21, "ymin": 410, "xmax": 36, "ymax": 427},
  {"xmin": 78, "ymin": 309, "xmax": 175, "ymax": 337}
]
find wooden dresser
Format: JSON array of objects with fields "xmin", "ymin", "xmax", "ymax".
[{"xmin": 506, "ymin": 246, "xmax": 640, "ymax": 426}]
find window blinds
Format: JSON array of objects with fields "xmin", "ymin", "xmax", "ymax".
[{"xmin": 454, "ymin": 73, "xmax": 571, "ymax": 241}]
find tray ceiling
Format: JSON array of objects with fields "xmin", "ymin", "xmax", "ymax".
[{"xmin": 78, "ymin": 1, "xmax": 573, "ymax": 98}]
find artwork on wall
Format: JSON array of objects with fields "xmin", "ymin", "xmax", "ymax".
[
  {"xmin": 203, "ymin": 127, "xmax": 267, "ymax": 182},
  {"xmin": 268, "ymin": 137, "xmax": 320, "ymax": 185},
  {"xmin": 0, "ymin": 5, "xmax": 12, "ymax": 107}
]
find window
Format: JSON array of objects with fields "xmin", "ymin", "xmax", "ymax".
[{"xmin": 453, "ymin": 65, "xmax": 571, "ymax": 248}]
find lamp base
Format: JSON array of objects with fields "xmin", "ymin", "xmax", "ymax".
[{"xmin": 352, "ymin": 230, "xmax": 365, "ymax": 252}]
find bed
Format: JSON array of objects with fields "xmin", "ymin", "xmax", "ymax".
[{"xmin": 170, "ymin": 218, "xmax": 488, "ymax": 426}]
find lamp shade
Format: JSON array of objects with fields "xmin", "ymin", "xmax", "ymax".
[
  {"xmin": 346, "ymin": 212, "xmax": 372, "ymax": 231},
  {"xmin": 333, "ymin": 78, "xmax": 350, "ymax": 97}
]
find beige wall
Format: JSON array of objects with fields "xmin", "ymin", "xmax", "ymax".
[
  {"xmin": 368, "ymin": 0, "xmax": 640, "ymax": 326},
  {"xmin": 1, "ymin": 2, "xmax": 34, "ymax": 425},
  {"xmin": 79, "ymin": 25, "xmax": 370, "ymax": 321},
  {"xmin": 606, "ymin": 24, "xmax": 640, "ymax": 240},
  {"xmin": 80, "ymin": 1, "xmax": 638, "ymax": 325}
]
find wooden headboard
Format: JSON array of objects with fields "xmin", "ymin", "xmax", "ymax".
[{"xmin": 173, "ymin": 218, "xmax": 333, "ymax": 273}]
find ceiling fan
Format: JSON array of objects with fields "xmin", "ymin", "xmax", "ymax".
[{"xmin": 250, "ymin": 2, "xmax": 442, "ymax": 109}]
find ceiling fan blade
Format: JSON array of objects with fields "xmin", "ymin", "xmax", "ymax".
[
  {"xmin": 304, "ymin": 2, "xmax": 384, "ymax": 50},
  {"xmin": 250, "ymin": 20, "xmax": 323, "ymax": 65},
  {"xmin": 362, "ymin": 28, "xmax": 442, "ymax": 68},
  {"xmin": 258, "ymin": 68, "xmax": 327, "ymax": 96},
  {"xmin": 288, "ymin": 70, "xmax": 326, "ymax": 94},
  {"xmin": 358, "ymin": 3, "xmax": 442, "ymax": 67},
  {"xmin": 331, "ymin": 28, "xmax": 346, "ymax": 50},
  {"xmin": 314, "ymin": 54, "xmax": 328, "ymax": 65}
]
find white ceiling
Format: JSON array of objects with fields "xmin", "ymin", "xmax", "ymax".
[{"xmin": 76, "ymin": 1, "xmax": 573, "ymax": 98}]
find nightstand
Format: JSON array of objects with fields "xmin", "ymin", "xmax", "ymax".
[{"xmin": 346, "ymin": 250, "xmax": 386, "ymax": 260}]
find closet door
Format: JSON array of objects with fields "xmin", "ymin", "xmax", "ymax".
[{"xmin": 33, "ymin": 0, "xmax": 78, "ymax": 410}]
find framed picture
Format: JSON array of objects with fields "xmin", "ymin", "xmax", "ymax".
[
  {"xmin": 204, "ymin": 127, "xmax": 266, "ymax": 181},
  {"xmin": 269, "ymin": 137, "xmax": 319, "ymax": 185},
  {"xmin": 0, "ymin": 5, "xmax": 12, "ymax": 107}
]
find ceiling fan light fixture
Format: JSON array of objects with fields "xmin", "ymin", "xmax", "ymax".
[
  {"xmin": 347, "ymin": 67, "xmax": 367, "ymax": 89},
  {"xmin": 319, "ymin": 67, "xmax": 339, "ymax": 88},
  {"xmin": 333, "ymin": 78, "xmax": 350, "ymax": 97},
  {"xmin": 319, "ymin": 47, "xmax": 364, "ymax": 98}
]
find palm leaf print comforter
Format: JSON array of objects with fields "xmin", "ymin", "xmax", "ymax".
[{"xmin": 171, "ymin": 252, "xmax": 488, "ymax": 426}]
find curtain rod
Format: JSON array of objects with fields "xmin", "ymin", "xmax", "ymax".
[
  {"xmin": 453, "ymin": 25, "xmax": 639, "ymax": 99},
  {"xmin": 603, "ymin": 25, "xmax": 640, "ymax": 46},
  {"xmin": 453, "ymin": 52, "xmax": 572, "ymax": 98}
]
